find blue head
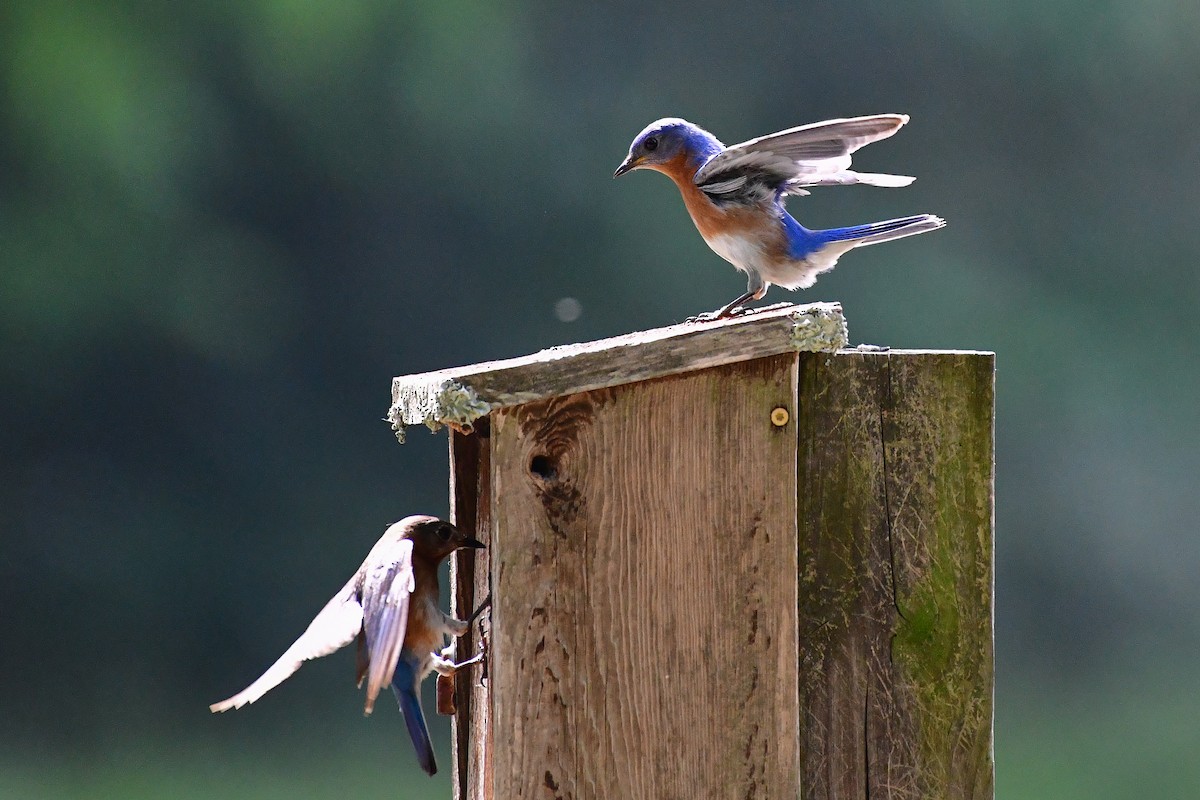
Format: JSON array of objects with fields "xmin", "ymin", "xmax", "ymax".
[{"xmin": 614, "ymin": 118, "xmax": 724, "ymax": 178}]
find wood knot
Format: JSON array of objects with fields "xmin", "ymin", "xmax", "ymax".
[
  {"xmin": 516, "ymin": 393, "xmax": 597, "ymax": 534},
  {"xmin": 529, "ymin": 453, "xmax": 558, "ymax": 481}
]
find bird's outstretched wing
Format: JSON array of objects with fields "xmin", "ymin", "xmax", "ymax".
[
  {"xmin": 209, "ymin": 576, "xmax": 365, "ymax": 712},
  {"xmin": 693, "ymin": 114, "xmax": 915, "ymax": 203},
  {"xmin": 359, "ymin": 537, "xmax": 414, "ymax": 715}
]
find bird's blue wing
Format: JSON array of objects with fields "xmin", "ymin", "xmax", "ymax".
[
  {"xmin": 360, "ymin": 536, "xmax": 414, "ymax": 714},
  {"xmin": 392, "ymin": 657, "xmax": 437, "ymax": 776}
]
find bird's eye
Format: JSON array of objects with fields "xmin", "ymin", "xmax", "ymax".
[
  {"xmin": 437, "ymin": 525, "xmax": 454, "ymax": 541},
  {"xmin": 643, "ymin": 136, "xmax": 659, "ymax": 152}
]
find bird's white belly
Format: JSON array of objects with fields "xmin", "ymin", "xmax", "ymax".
[
  {"xmin": 706, "ymin": 231, "xmax": 856, "ymax": 290},
  {"xmin": 704, "ymin": 232, "xmax": 768, "ymax": 274}
]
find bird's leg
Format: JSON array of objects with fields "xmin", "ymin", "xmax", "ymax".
[
  {"xmin": 435, "ymin": 632, "xmax": 489, "ymax": 716},
  {"xmin": 451, "ymin": 646, "xmax": 486, "ymax": 672},
  {"xmin": 437, "ymin": 591, "xmax": 491, "ymax": 662},
  {"xmin": 439, "ymin": 628, "xmax": 490, "ymax": 714},
  {"xmin": 714, "ymin": 289, "xmax": 760, "ymax": 319},
  {"xmin": 434, "ymin": 593, "xmax": 492, "ymax": 711},
  {"xmin": 441, "ymin": 612, "xmax": 471, "ymax": 638},
  {"xmin": 437, "ymin": 591, "xmax": 491, "ymax": 641},
  {"xmin": 466, "ymin": 592, "xmax": 491, "ymax": 624},
  {"xmin": 690, "ymin": 273, "xmax": 767, "ymax": 322}
]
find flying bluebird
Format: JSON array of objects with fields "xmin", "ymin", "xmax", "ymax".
[
  {"xmin": 614, "ymin": 114, "xmax": 945, "ymax": 318},
  {"xmin": 209, "ymin": 515, "xmax": 486, "ymax": 776}
]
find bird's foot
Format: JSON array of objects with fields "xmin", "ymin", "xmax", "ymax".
[
  {"xmin": 451, "ymin": 647, "xmax": 485, "ymax": 672},
  {"xmin": 436, "ymin": 635, "xmax": 487, "ymax": 674},
  {"xmin": 435, "ymin": 637, "xmax": 488, "ymax": 715},
  {"xmin": 687, "ymin": 307, "xmax": 743, "ymax": 323},
  {"xmin": 443, "ymin": 593, "xmax": 490, "ymax": 637},
  {"xmin": 688, "ymin": 300, "xmax": 799, "ymax": 322}
]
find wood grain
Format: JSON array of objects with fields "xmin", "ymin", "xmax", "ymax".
[
  {"xmin": 795, "ymin": 351, "xmax": 994, "ymax": 800},
  {"xmin": 450, "ymin": 424, "xmax": 494, "ymax": 800},
  {"xmin": 884, "ymin": 354, "xmax": 994, "ymax": 800},
  {"xmin": 487, "ymin": 355, "xmax": 801, "ymax": 800},
  {"xmin": 438, "ymin": 344, "xmax": 994, "ymax": 799},
  {"xmin": 389, "ymin": 302, "xmax": 845, "ymax": 437}
]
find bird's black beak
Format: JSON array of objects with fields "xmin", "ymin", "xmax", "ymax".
[
  {"xmin": 613, "ymin": 156, "xmax": 639, "ymax": 178},
  {"xmin": 461, "ymin": 536, "xmax": 486, "ymax": 549}
]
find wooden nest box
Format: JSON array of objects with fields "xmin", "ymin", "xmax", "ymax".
[{"xmin": 389, "ymin": 303, "xmax": 994, "ymax": 800}]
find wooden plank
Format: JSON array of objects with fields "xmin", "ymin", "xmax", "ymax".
[
  {"xmin": 795, "ymin": 351, "xmax": 994, "ymax": 800},
  {"xmin": 486, "ymin": 355, "xmax": 800, "ymax": 800},
  {"xmin": 388, "ymin": 302, "xmax": 845, "ymax": 440},
  {"xmin": 796, "ymin": 352, "xmax": 895, "ymax": 799},
  {"xmin": 449, "ymin": 424, "xmax": 494, "ymax": 800},
  {"xmin": 884, "ymin": 354, "xmax": 994, "ymax": 800}
]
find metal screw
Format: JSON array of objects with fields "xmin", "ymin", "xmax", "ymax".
[{"xmin": 770, "ymin": 407, "xmax": 790, "ymax": 427}]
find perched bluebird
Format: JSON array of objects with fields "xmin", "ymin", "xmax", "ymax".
[
  {"xmin": 614, "ymin": 114, "xmax": 945, "ymax": 318},
  {"xmin": 209, "ymin": 515, "xmax": 486, "ymax": 776}
]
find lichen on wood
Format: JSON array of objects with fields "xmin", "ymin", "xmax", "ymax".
[
  {"xmin": 389, "ymin": 378, "xmax": 491, "ymax": 443},
  {"xmin": 790, "ymin": 302, "xmax": 848, "ymax": 351}
]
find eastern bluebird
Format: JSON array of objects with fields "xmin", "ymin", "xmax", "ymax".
[
  {"xmin": 209, "ymin": 515, "xmax": 487, "ymax": 776},
  {"xmin": 614, "ymin": 114, "xmax": 945, "ymax": 318}
]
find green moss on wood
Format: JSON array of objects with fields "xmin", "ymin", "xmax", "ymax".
[
  {"xmin": 796, "ymin": 351, "xmax": 994, "ymax": 800},
  {"xmin": 887, "ymin": 354, "xmax": 995, "ymax": 799}
]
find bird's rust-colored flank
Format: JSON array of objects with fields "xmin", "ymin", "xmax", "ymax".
[
  {"xmin": 649, "ymin": 153, "xmax": 761, "ymax": 243},
  {"xmin": 404, "ymin": 550, "xmax": 450, "ymax": 658}
]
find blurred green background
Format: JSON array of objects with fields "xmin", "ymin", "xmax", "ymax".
[{"xmin": 3, "ymin": 1, "xmax": 1198, "ymax": 797}]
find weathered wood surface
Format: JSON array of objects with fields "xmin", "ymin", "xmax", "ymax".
[
  {"xmin": 795, "ymin": 350, "xmax": 994, "ymax": 800},
  {"xmin": 389, "ymin": 302, "xmax": 845, "ymax": 440},
  {"xmin": 449, "ymin": 426, "xmax": 494, "ymax": 800},
  {"xmin": 484, "ymin": 355, "xmax": 801, "ymax": 800},
  {"xmin": 440, "ymin": 343, "xmax": 995, "ymax": 800}
]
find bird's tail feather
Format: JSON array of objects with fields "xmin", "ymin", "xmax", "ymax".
[
  {"xmin": 392, "ymin": 669, "xmax": 437, "ymax": 776},
  {"xmin": 822, "ymin": 214, "xmax": 945, "ymax": 246}
]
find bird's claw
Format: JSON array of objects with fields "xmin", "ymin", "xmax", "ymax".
[
  {"xmin": 687, "ymin": 309, "xmax": 734, "ymax": 323},
  {"xmin": 452, "ymin": 651, "xmax": 485, "ymax": 671},
  {"xmin": 449, "ymin": 637, "xmax": 487, "ymax": 672},
  {"xmin": 435, "ymin": 637, "xmax": 488, "ymax": 715}
]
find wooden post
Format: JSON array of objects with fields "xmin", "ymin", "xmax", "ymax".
[{"xmin": 389, "ymin": 304, "xmax": 994, "ymax": 800}]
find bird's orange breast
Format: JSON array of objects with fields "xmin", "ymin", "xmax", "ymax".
[
  {"xmin": 652, "ymin": 154, "xmax": 762, "ymax": 242},
  {"xmin": 403, "ymin": 561, "xmax": 443, "ymax": 654}
]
